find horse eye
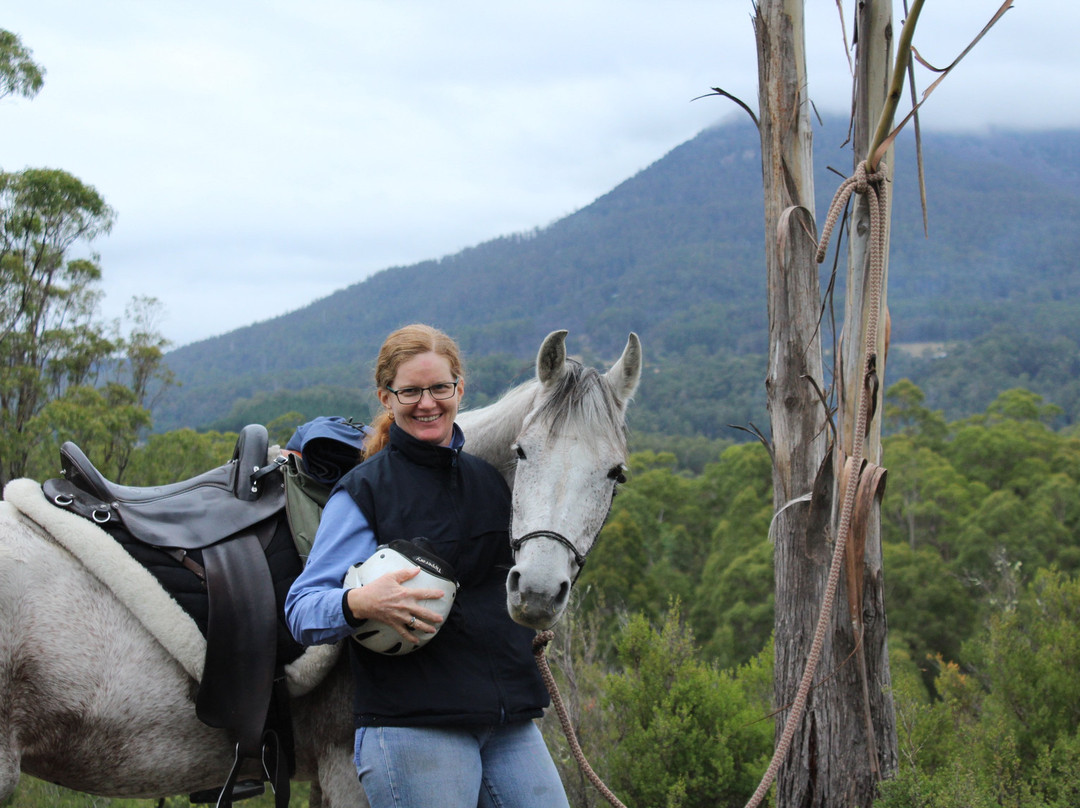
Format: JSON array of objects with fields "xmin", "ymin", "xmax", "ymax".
[
  {"xmin": 512, "ymin": 444, "xmax": 527, "ymax": 460},
  {"xmin": 608, "ymin": 465, "xmax": 627, "ymax": 485}
]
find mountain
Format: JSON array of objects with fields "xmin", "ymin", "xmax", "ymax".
[{"xmin": 152, "ymin": 117, "xmax": 1080, "ymax": 436}]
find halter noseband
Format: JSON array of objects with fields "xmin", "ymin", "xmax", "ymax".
[{"xmin": 510, "ymin": 530, "xmax": 588, "ymax": 582}]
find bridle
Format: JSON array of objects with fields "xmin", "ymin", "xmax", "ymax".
[
  {"xmin": 507, "ymin": 446, "xmax": 623, "ymax": 586},
  {"xmin": 510, "ymin": 530, "xmax": 589, "ymax": 583},
  {"xmin": 509, "ymin": 483, "xmax": 617, "ymax": 585}
]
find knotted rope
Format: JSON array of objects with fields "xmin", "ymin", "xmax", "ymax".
[
  {"xmin": 744, "ymin": 160, "xmax": 889, "ymax": 808},
  {"xmin": 533, "ymin": 630, "xmax": 628, "ymax": 808}
]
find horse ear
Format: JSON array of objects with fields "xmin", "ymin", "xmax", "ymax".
[
  {"xmin": 537, "ymin": 329, "xmax": 569, "ymax": 386},
  {"xmin": 604, "ymin": 332, "xmax": 642, "ymax": 406}
]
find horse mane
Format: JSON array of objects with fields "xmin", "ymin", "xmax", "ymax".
[
  {"xmin": 533, "ymin": 359, "xmax": 629, "ymax": 453},
  {"xmin": 457, "ymin": 357, "xmax": 630, "ymax": 483},
  {"xmin": 456, "ymin": 381, "xmax": 537, "ymax": 480}
]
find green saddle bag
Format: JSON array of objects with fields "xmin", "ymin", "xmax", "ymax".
[
  {"xmin": 283, "ymin": 454, "xmax": 332, "ymax": 561},
  {"xmin": 282, "ymin": 416, "xmax": 371, "ymax": 560}
]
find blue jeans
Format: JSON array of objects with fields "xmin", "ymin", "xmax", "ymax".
[{"xmin": 355, "ymin": 721, "xmax": 570, "ymax": 808}]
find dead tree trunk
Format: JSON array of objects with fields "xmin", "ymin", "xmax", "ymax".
[
  {"xmin": 755, "ymin": 0, "xmax": 898, "ymax": 804},
  {"xmin": 753, "ymin": 2, "xmax": 831, "ymax": 800}
]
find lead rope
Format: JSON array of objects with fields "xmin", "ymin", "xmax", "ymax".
[
  {"xmin": 533, "ymin": 630, "xmax": 629, "ymax": 808},
  {"xmin": 743, "ymin": 160, "xmax": 889, "ymax": 808}
]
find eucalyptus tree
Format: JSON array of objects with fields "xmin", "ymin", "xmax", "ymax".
[
  {"xmin": 748, "ymin": 1, "xmax": 900, "ymax": 804},
  {"xmin": 0, "ymin": 167, "xmax": 119, "ymax": 484},
  {"xmin": 0, "ymin": 29, "xmax": 44, "ymax": 101},
  {"xmin": 745, "ymin": 2, "xmax": 1015, "ymax": 802},
  {"xmin": 0, "ymin": 31, "xmax": 175, "ymax": 484}
]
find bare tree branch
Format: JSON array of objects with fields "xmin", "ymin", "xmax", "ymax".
[
  {"xmin": 692, "ymin": 86, "xmax": 760, "ymax": 129},
  {"xmin": 870, "ymin": 0, "xmax": 1015, "ymax": 168}
]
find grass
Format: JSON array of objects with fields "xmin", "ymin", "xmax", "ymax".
[{"xmin": 3, "ymin": 777, "xmax": 312, "ymax": 808}]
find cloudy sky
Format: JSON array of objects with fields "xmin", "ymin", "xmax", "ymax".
[{"xmin": 4, "ymin": 1, "xmax": 1072, "ymax": 348}]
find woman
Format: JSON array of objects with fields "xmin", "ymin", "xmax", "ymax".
[{"xmin": 285, "ymin": 323, "xmax": 570, "ymax": 808}]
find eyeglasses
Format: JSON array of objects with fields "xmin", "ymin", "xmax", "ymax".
[{"xmin": 385, "ymin": 379, "xmax": 459, "ymax": 405}]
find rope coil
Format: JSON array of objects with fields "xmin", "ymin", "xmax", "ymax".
[{"xmin": 744, "ymin": 160, "xmax": 889, "ymax": 808}]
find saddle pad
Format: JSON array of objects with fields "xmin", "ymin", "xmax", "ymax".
[
  {"xmin": 102, "ymin": 511, "xmax": 307, "ymax": 666},
  {"xmin": 2, "ymin": 478, "xmax": 340, "ymax": 696}
]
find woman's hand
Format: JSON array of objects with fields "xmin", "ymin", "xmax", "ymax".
[{"xmin": 345, "ymin": 566, "xmax": 446, "ymax": 645}]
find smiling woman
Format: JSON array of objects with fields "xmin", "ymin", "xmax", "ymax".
[{"xmin": 285, "ymin": 323, "xmax": 572, "ymax": 808}]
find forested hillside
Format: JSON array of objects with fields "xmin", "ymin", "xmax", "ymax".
[
  {"xmin": 152, "ymin": 118, "xmax": 1080, "ymax": 435},
  {"xmin": 548, "ymin": 382, "xmax": 1080, "ymax": 806},
  {"xmin": 15, "ymin": 382, "xmax": 1080, "ymax": 807}
]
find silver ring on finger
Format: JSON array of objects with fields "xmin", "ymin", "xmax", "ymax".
[{"xmin": 408, "ymin": 615, "xmax": 416, "ymax": 629}]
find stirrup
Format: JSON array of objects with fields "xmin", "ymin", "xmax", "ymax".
[{"xmin": 202, "ymin": 742, "xmax": 263, "ymax": 808}]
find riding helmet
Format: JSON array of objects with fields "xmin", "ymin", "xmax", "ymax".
[{"xmin": 342, "ymin": 539, "xmax": 458, "ymax": 655}]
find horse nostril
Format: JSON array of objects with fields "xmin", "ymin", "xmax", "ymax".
[
  {"xmin": 507, "ymin": 569, "xmax": 521, "ymax": 594},
  {"xmin": 556, "ymin": 579, "xmax": 570, "ymax": 607}
]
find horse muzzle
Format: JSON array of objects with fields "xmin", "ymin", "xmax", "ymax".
[{"xmin": 506, "ymin": 530, "xmax": 581, "ymax": 629}]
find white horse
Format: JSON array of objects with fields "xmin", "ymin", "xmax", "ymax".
[
  {"xmin": 0, "ymin": 329, "xmax": 641, "ymax": 807},
  {"xmin": 460, "ymin": 329, "xmax": 641, "ymax": 629}
]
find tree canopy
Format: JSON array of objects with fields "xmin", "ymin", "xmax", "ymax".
[
  {"xmin": 0, "ymin": 29, "xmax": 44, "ymax": 101},
  {"xmin": 0, "ymin": 35, "xmax": 171, "ymax": 486}
]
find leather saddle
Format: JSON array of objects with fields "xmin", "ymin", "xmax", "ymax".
[
  {"xmin": 54, "ymin": 423, "xmax": 285, "ymax": 548},
  {"xmin": 42, "ymin": 424, "xmax": 294, "ymax": 808}
]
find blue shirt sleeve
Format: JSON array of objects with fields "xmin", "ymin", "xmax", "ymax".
[{"xmin": 285, "ymin": 488, "xmax": 378, "ymax": 646}]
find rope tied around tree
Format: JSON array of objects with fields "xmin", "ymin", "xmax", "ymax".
[
  {"xmin": 533, "ymin": 630, "xmax": 629, "ymax": 808},
  {"xmin": 744, "ymin": 159, "xmax": 890, "ymax": 808},
  {"xmin": 817, "ymin": 160, "xmax": 891, "ymax": 396}
]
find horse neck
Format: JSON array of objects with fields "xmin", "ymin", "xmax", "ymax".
[{"xmin": 457, "ymin": 381, "xmax": 540, "ymax": 483}]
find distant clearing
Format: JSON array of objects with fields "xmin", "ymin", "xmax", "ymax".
[{"xmin": 893, "ymin": 342, "xmax": 948, "ymax": 358}]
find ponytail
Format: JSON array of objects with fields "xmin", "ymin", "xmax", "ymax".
[{"xmin": 363, "ymin": 410, "xmax": 394, "ymax": 458}]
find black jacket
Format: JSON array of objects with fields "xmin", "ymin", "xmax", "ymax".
[{"xmin": 338, "ymin": 423, "xmax": 548, "ymax": 727}]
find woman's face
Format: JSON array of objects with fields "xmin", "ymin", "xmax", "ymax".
[{"xmin": 377, "ymin": 351, "xmax": 463, "ymax": 447}]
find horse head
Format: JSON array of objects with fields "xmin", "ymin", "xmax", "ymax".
[{"xmin": 505, "ymin": 329, "xmax": 641, "ymax": 629}]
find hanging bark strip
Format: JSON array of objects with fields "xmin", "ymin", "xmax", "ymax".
[
  {"xmin": 841, "ymin": 454, "xmax": 889, "ymax": 776},
  {"xmin": 869, "ymin": 0, "xmax": 1015, "ymax": 170}
]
